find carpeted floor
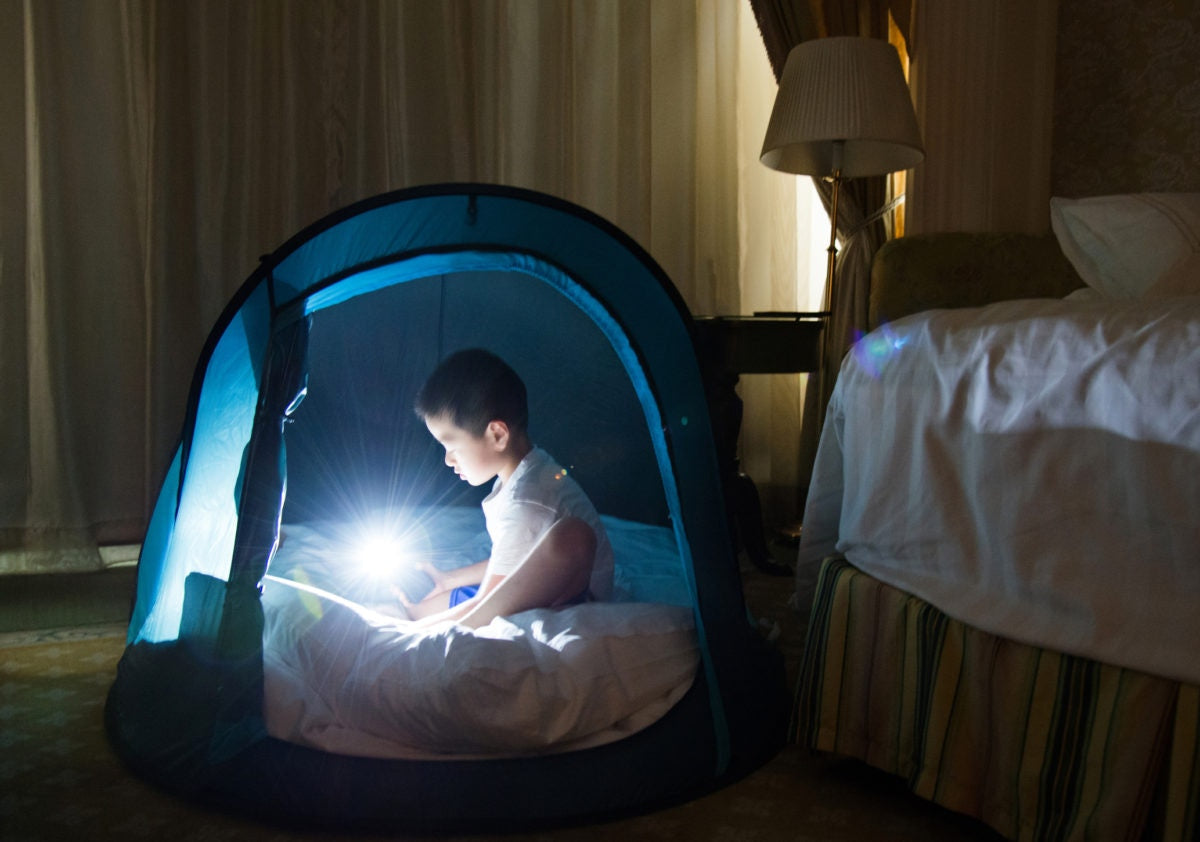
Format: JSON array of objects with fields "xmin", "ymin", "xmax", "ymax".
[{"xmin": 0, "ymin": 548, "xmax": 1003, "ymax": 842}]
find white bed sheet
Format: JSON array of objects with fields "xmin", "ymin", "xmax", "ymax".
[
  {"xmin": 262, "ymin": 511, "xmax": 698, "ymax": 759},
  {"xmin": 798, "ymin": 294, "xmax": 1200, "ymax": 683}
]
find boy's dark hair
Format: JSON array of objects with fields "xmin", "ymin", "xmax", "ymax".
[{"xmin": 414, "ymin": 348, "xmax": 529, "ymax": 437}]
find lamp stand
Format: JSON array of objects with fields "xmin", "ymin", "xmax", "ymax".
[{"xmin": 821, "ymin": 140, "xmax": 845, "ymax": 313}]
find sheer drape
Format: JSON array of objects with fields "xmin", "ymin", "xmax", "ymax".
[
  {"xmin": 748, "ymin": 0, "xmax": 911, "ymax": 491},
  {"xmin": 906, "ymin": 0, "xmax": 1058, "ymax": 234},
  {"xmin": 2, "ymin": 0, "xmax": 798, "ymax": 572}
]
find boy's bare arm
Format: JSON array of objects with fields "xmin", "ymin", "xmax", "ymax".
[
  {"xmin": 455, "ymin": 517, "xmax": 596, "ymax": 629},
  {"xmin": 423, "ymin": 559, "xmax": 489, "ymax": 594},
  {"xmin": 405, "ymin": 566, "xmax": 505, "ymax": 629}
]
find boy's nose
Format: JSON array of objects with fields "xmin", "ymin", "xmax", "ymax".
[{"xmin": 444, "ymin": 452, "xmax": 455, "ymax": 468}]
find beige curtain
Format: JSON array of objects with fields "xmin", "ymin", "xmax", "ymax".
[
  {"xmin": 735, "ymin": 5, "xmax": 812, "ymax": 526},
  {"xmin": 906, "ymin": 0, "xmax": 1059, "ymax": 234},
  {"xmin": 1, "ymin": 0, "xmax": 798, "ymax": 572}
]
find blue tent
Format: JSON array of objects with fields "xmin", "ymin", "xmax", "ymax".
[{"xmin": 105, "ymin": 184, "xmax": 787, "ymax": 832}]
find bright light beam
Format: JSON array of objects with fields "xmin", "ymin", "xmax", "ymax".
[{"xmin": 353, "ymin": 528, "xmax": 413, "ymax": 579}]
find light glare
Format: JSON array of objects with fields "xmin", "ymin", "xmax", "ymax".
[
  {"xmin": 354, "ymin": 528, "xmax": 411, "ymax": 578},
  {"xmin": 852, "ymin": 322, "xmax": 908, "ymax": 378}
]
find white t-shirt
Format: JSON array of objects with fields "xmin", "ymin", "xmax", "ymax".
[{"xmin": 481, "ymin": 447, "xmax": 613, "ymax": 601}]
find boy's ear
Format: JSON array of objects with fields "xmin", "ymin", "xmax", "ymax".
[{"xmin": 485, "ymin": 420, "xmax": 510, "ymax": 450}]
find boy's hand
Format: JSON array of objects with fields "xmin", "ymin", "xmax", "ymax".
[{"xmin": 415, "ymin": 560, "xmax": 453, "ymax": 594}]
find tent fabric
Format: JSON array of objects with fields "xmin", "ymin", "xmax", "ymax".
[{"xmin": 105, "ymin": 183, "xmax": 787, "ymax": 832}]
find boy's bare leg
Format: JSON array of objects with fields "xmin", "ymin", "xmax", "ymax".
[{"xmin": 394, "ymin": 558, "xmax": 490, "ymax": 619}]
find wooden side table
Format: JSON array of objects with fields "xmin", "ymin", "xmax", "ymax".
[{"xmin": 692, "ymin": 312, "xmax": 827, "ymax": 576}]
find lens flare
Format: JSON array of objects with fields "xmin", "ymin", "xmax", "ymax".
[
  {"xmin": 347, "ymin": 511, "xmax": 436, "ymax": 582},
  {"xmin": 852, "ymin": 322, "xmax": 908, "ymax": 378},
  {"xmin": 353, "ymin": 528, "xmax": 412, "ymax": 578}
]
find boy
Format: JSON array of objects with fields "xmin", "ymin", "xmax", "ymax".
[{"xmin": 402, "ymin": 348, "xmax": 613, "ymax": 629}]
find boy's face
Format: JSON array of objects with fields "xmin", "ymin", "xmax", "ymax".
[{"xmin": 424, "ymin": 413, "xmax": 506, "ymax": 487}]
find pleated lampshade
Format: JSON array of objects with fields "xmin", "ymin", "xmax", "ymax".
[{"xmin": 760, "ymin": 37, "xmax": 924, "ymax": 178}]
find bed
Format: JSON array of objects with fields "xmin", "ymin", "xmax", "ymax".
[
  {"xmin": 794, "ymin": 193, "xmax": 1200, "ymax": 841},
  {"xmin": 261, "ymin": 508, "xmax": 700, "ymax": 760}
]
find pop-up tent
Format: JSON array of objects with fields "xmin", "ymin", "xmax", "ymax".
[{"xmin": 105, "ymin": 183, "xmax": 787, "ymax": 833}]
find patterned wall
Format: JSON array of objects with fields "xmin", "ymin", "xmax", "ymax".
[{"xmin": 1052, "ymin": 0, "xmax": 1200, "ymax": 197}]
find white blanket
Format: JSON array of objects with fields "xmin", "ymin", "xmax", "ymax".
[
  {"xmin": 262, "ymin": 513, "xmax": 698, "ymax": 758},
  {"xmin": 799, "ymin": 295, "xmax": 1200, "ymax": 683}
]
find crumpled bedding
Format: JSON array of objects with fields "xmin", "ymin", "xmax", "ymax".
[
  {"xmin": 798, "ymin": 294, "xmax": 1200, "ymax": 683},
  {"xmin": 262, "ymin": 513, "xmax": 698, "ymax": 759}
]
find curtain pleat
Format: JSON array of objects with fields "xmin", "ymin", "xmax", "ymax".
[
  {"xmin": 905, "ymin": 1, "xmax": 1058, "ymax": 235},
  {"xmin": 3, "ymin": 0, "xmax": 802, "ymax": 572}
]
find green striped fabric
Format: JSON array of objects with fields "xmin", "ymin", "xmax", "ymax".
[{"xmin": 795, "ymin": 557, "xmax": 1200, "ymax": 842}]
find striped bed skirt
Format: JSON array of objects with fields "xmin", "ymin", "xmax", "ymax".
[{"xmin": 794, "ymin": 557, "xmax": 1199, "ymax": 842}]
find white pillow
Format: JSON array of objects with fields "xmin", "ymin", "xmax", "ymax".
[{"xmin": 1050, "ymin": 193, "xmax": 1200, "ymax": 299}]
